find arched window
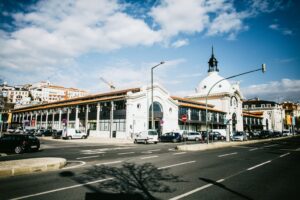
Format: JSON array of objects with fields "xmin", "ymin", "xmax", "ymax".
[{"xmin": 149, "ymin": 101, "xmax": 163, "ymax": 113}]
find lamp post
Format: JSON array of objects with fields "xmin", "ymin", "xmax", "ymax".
[
  {"xmin": 206, "ymin": 64, "xmax": 266, "ymax": 144},
  {"xmin": 151, "ymin": 61, "xmax": 165, "ymax": 130}
]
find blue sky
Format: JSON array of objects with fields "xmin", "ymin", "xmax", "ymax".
[{"xmin": 0, "ymin": 0, "xmax": 299, "ymax": 102}]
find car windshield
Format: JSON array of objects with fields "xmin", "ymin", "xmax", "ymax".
[{"xmin": 148, "ymin": 131, "xmax": 158, "ymax": 135}]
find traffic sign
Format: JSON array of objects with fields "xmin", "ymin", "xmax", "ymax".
[{"xmin": 181, "ymin": 114, "xmax": 187, "ymax": 122}]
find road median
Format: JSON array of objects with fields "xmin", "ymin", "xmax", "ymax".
[{"xmin": 0, "ymin": 157, "xmax": 66, "ymax": 178}]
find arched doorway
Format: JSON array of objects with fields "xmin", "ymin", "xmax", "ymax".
[
  {"xmin": 232, "ymin": 113, "xmax": 237, "ymax": 132},
  {"xmin": 149, "ymin": 101, "xmax": 163, "ymax": 135}
]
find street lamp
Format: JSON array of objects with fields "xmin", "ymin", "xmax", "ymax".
[
  {"xmin": 151, "ymin": 61, "xmax": 165, "ymax": 130},
  {"xmin": 206, "ymin": 64, "xmax": 266, "ymax": 144}
]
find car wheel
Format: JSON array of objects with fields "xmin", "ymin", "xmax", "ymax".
[
  {"xmin": 172, "ymin": 139, "xmax": 177, "ymax": 143},
  {"xmin": 68, "ymin": 136, "xmax": 72, "ymax": 140},
  {"xmin": 134, "ymin": 139, "xmax": 137, "ymax": 144},
  {"xmin": 195, "ymin": 137, "xmax": 199, "ymax": 141},
  {"xmin": 14, "ymin": 146, "xmax": 24, "ymax": 154},
  {"xmin": 154, "ymin": 141, "xmax": 158, "ymax": 144}
]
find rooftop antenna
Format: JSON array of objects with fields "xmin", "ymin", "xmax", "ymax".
[{"xmin": 100, "ymin": 77, "xmax": 116, "ymax": 91}]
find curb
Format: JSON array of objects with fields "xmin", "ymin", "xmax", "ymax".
[
  {"xmin": 176, "ymin": 135, "xmax": 299, "ymax": 151},
  {"xmin": 0, "ymin": 157, "xmax": 66, "ymax": 178}
]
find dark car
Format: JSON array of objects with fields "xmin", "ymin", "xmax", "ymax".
[
  {"xmin": 259, "ymin": 130, "xmax": 272, "ymax": 139},
  {"xmin": 201, "ymin": 131, "xmax": 224, "ymax": 141},
  {"xmin": 52, "ymin": 129, "xmax": 63, "ymax": 139},
  {"xmin": 35, "ymin": 129, "xmax": 53, "ymax": 137},
  {"xmin": 272, "ymin": 131, "xmax": 282, "ymax": 137},
  {"xmin": 159, "ymin": 132, "xmax": 182, "ymax": 143},
  {"xmin": 0, "ymin": 134, "xmax": 40, "ymax": 154}
]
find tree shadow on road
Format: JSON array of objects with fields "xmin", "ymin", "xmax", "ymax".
[
  {"xmin": 199, "ymin": 177, "xmax": 254, "ymax": 200},
  {"xmin": 60, "ymin": 162, "xmax": 184, "ymax": 200}
]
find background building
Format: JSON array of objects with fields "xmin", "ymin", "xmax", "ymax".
[
  {"xmin": 243, "ymin": 98, "xmax": 284, "ymax": 132},
  {"xmin": 282, "ymin": 102, "xmax": 300, "ymax": 133}
]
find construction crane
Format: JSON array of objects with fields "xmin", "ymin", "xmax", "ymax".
[{"xmin": 100, "ymin": 77, "xmax": 116, "ymax": 91}]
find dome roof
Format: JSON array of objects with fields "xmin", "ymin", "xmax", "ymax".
[{"xmin": 197, "ymin": 72, "xmax": 233, "ymax": 96}]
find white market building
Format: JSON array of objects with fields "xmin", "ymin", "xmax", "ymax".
[{"xmin": 10, "ymin": 49, "xmax": 262, "ymax": 139}]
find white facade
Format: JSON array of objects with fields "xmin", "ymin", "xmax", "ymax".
[
  {"xmin": 244, "ymin": 101, "xmax": 285, "ymax": 132},
  {"xmin": 187, "ymin": 71, "xmax": 244, "ymax": 133},
  {"xmin": 90, "ymin": 84, "xmax": 179, "ymax": 139}
]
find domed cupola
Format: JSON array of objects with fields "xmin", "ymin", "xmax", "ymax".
[{"xmin": 208, "ymin": 46, "xmax": 219, "ymax": 73}]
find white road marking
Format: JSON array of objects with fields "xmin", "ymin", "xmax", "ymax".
[
  {"xmin": 81, "ymin": 152, "xmax": 106, "ymax": 155},
  {"xmin": 279, "ymin": 153, "xmax": 290, "ymax": 158},
  {"xmin": 11, "ymin": 178, "xmax": 114, "ymax": 200},
  {"xmin": 173, "ymin": 152, "xmax": 187, "ymax": 155},
  {"xmin": 249, "ymin": 148, "xmax": 259, "ymax": 151},
  {"xmin": 76, "ymin": 155, "xmax": 99, "ymax": 160},
  {"xmin": 141, "ymin": 151, "xmax": 153, "ymax": 154},
  {"xmin": 168, "ymin": 148, "xmax": 176, "ymax": 151},
  {"xmin": 140, "ymin": 155, "xmax": 158, "ymax": 160},
  {"xmin": 96, "ymin": 160, "xmax": 123, "ymax": 166},
  {"xmin": 263, "ymin": 144, "xmax": 278, "ymax": 148},
  {"xmin": 232, "ymin": 146, "xmax": 252, "ymax": 149},
  {"xmin": 148, "ymin": 149, "xmax": 161, "ymax": 152},
  {"xmin": 118, "ymin": 152, "xmax": 135, "ymax": 155},
  {"xmin": 169, "ymin": 178, "xmax": 224, "ymax": 200},
  {"xmin": 295, "ymin": 147, "xmax": 300, "ymax": 151},
  {"xmin": 218, "ymin": 152, "xmax": 237, "ymax": 157},
  {"xmin": 158, "ymin": 161, "xmax": 195, "ymax": 170},
  {"xmin": 62, "ymin": 161, "xmax": 86, "ymax": 170},
  {"xmin": 247, "ymin": 160, "xmax": 271, "ymax": 171}
]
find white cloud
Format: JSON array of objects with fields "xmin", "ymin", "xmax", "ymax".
[
  {"xmin": 84, "ymin": 58, "xmax": 187, "ymax": 93},
  {"xmin": 0, "ymin": 0, "xmax": 291, "ymax": 90},
  {"xmin": 206, "ymin": 12, "xmax": 247, "ymax": 40},
  {"xmin": 269, "ymin": 23, "xmax": 293, "ymax": 36},
  {"xmin": 242, "ymin": 79, "xmax": 300, "ymax": 101},
  {"xmin": 150, "ymin": 0, "xmax": 210, "ymax": 37},
  {"xmin": 171, "ymin": 39, "xmax": 189, "ymax": 48},
  {"xmin": 269, "ymin": 24, "xmax": 279, "ymax": 30}
]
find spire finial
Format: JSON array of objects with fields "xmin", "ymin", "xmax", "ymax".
[{"xmin": 208, "ymin": 46, "xmax": 219, "ymax": 73}]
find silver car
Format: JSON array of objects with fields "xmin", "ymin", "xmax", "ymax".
[
  {"xmin": 232, "ymin": 131, "xmax": 248, "ymax": 141},
  {"xmin": 183, "ymin": 131, "xmax": 202, "ymax": 141}
]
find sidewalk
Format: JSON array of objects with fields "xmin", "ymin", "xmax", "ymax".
[
  {"xmin": 0, "ymin": 157, "xmax": 66, "ymax": 178},
  {"xmin": 176, "ymin": 135, "xmax": 298, "ymax": 151},
  {"xmin": 40, "ymin": 136, "xmax": 134, "ymax": 144}
]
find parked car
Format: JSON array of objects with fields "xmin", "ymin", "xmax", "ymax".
[
  {"xmin": 159, "ymin": 132, "xmax": 182, "ymax": 143},
  {"xmin": 52, "ymin": 129, "xmax": 63, "ymax": 139},
  {"xmin": 211, "ymin": 131, "xmax": 226, "ymax": 141},
  {"xmin": 282, "ymin": 130, "xmax": 291, "ymax": 136},
  {"xmin": 134, "ymin": 129, "xmax": 159, "ymax": 144},
  {"xmin": 247, "ymin": 131, "xmax": 260, "ymax": 139},
  {"xmin": 0, "ymin": 134, "xmax": 40, "ymax": 154},
  {"xmin": 232, "ymin": 131, "xmax": 248, "ymax": 141},
  {"xmin": 272, "ymin": 131, "xmax": 282, "ymax": 137},
  {"xmin": 183, "ymin": 131, "xmax": 202, "ymax": 141},
  {"xmin": 259, "ymin": 130, "xmax": 272, "ymax": 139},
  {"xmin": 62, "ymin": 128, "xmax": 87, "ymax": 139},
  {"xmin": 35, "ymin": 129, "xmax": 53, "ymax": 137}
]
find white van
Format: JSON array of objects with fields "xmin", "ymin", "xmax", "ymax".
[
  {"xmin": 134, "ymin": 129, "xmax": 159, "ymax": 144},
  {"xmin": 62, "ymin": 128, "xmax": 87, "ymax": 139}
]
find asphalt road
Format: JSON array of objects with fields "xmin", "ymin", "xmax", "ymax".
[{"xmin": 0, "ymin": 137, "xmax": 299, "ymax": 200}]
